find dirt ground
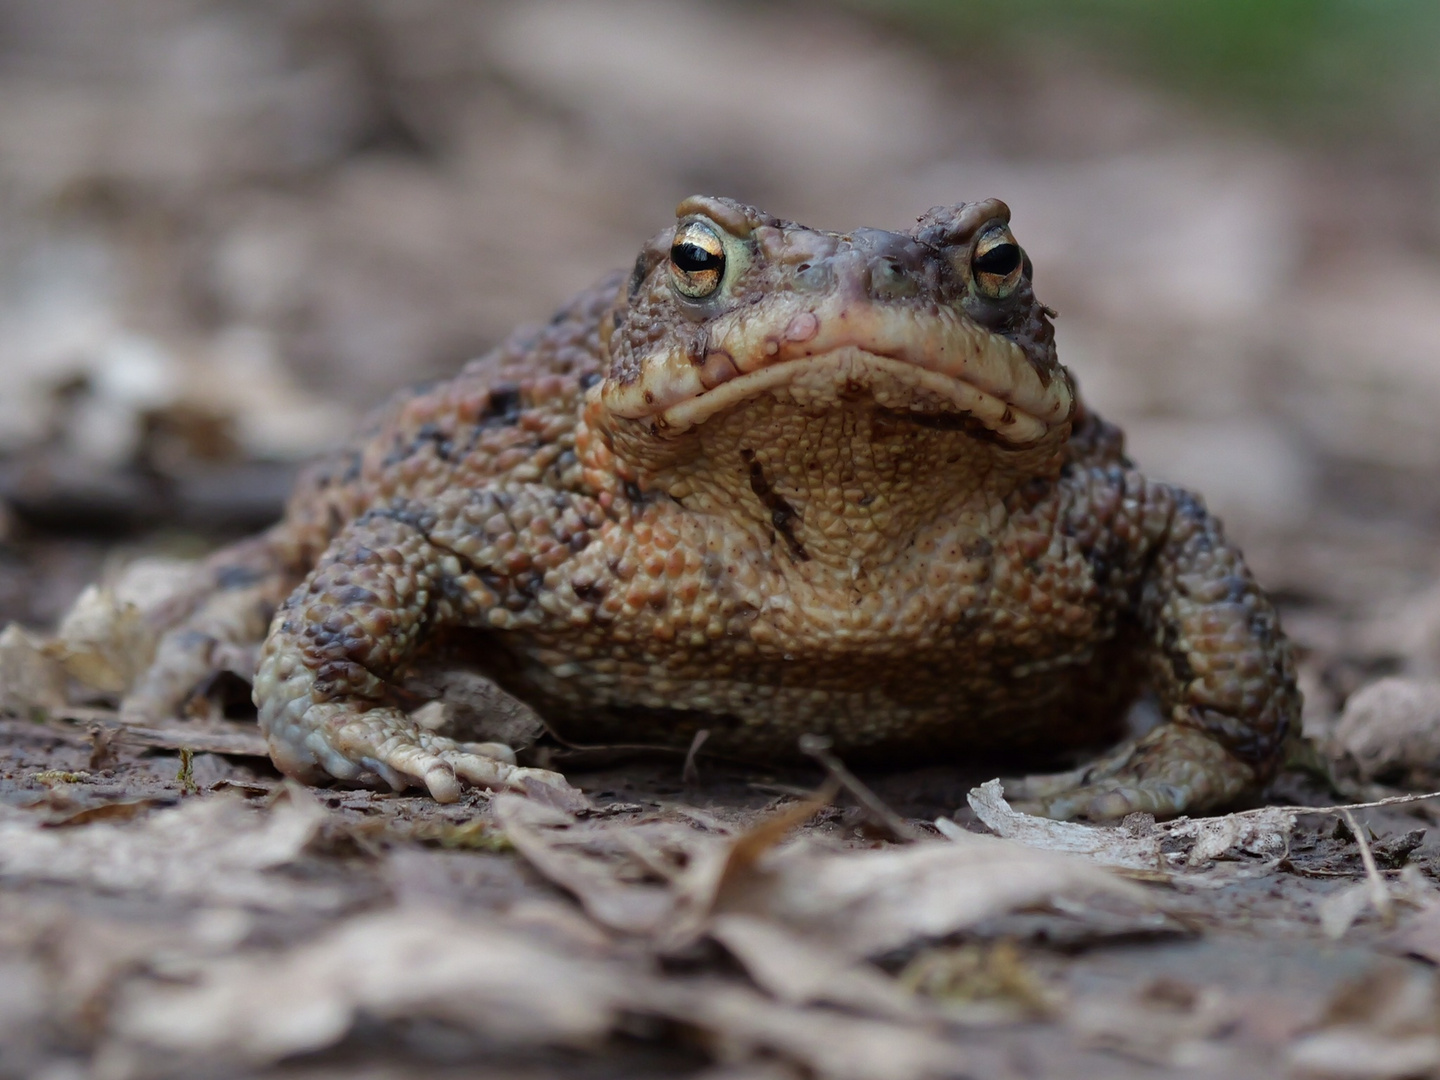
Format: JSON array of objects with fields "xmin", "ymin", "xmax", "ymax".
[{"xmin": 3, "ymin": 2, "xmax": 1440, "ymax": 1078}]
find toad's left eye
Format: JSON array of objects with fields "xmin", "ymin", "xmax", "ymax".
[
  {"xmin": 670, "ymin": 222, "xmax": 726, "ymax": 299},
  {"xmin": 972, "ymin": 227, "xmax": 1024, "ymax": 299}
]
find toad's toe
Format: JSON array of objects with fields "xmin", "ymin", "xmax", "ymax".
[{"xmin": 1004, "ymin": 724, "xmax": 1255, "ymax": 821}]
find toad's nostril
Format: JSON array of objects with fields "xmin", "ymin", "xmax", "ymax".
[
  {"xmin": 866, "ymin": 258, "xmax": 918, "ymax": 302},
  {"xmin": 793, "ymin": 261, "xmax": 834, "ymax": 293}
]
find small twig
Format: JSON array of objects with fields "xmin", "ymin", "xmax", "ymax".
[
  {"xmin": 1342, "ymin": 808, "xmax": 1395, "ymax": 928},
  {"xmin": 682, "ymin": 729, "xmax": 709, "ymax": 786},
  {"xmin": 798, "ymin": 734, "xmax": 925, "ymax": 843},
  {"xmin": 1228, "ymin": 790, "xmax": 1440, "ymax": 819}
]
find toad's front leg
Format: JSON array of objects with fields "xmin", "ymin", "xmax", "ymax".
[
  {"xmin": 255, "ymin": 489, "xmax": 598, "ymax": 803},
  {"xmin": 1009, "ymin": 471, "xmax": 1300, "ymax": 820}
]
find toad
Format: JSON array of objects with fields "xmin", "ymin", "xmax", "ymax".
[{"xmin": 124, "ymin": 196, "xmax": 1299, "ymax": 820}]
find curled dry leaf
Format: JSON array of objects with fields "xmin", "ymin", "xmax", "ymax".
[
  {"xmin": 0, "ymin": 623, "xmax": 67, "ymax": 714},
  {"xmin": 966, "ymin": 779, "xmax": 1296, "ymax": 880},
  {"xmin": 46, "ymin": 585, "xmax": 157, "ymax": 695},
  {"xmin": 1334, "ymin": 677, "xmax": 1440, "ymax": 785},
  {"xmin": 699, "ymin": 826, "xmax": 1153, "ymax": 960}
]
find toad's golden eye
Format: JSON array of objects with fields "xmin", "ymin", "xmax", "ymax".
[
  {"xmin": 972, "ymin": 226, "xmax": 1024, "ymax": 299},
  {"xmin": 670, "ymin": 222, "xmax": 726, "ymax": 299}
]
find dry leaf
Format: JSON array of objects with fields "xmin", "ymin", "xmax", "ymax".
[
  {"xmin": 113, "ymin": 909, "xmax": 629, "ymax": 1062},
  {"xmin": 657, "ymin": 982, "xmax": 970, "ymax": 1080},
  {"xmin": 1334, "ymin": 677, "xmax": 1440, "ymax": 784},
  {"xmin": 964, "ymin": 780, "xmax": 1166, "ymax": 870},
  {"xmin": 1288, "ymin": 966, "xmax": 1440, "ymax": 1079},
  {"xmin": 708, "ymin": 913, "xmax": 921, "ymax": 1020},
  {"xmin": 47, "ymin": 585, "xmax": 157, "ymax": 694},
  {"xmin": 700, "ymin": 822, "xmax": 1153, "ymax": 961},
  {"xmin": 0, "ymin": 623, "xmax": 68, "ymax": 715},
  {"xmin": 1319, "ymin": 884, "xmax": 1376, "ymax": 940},
  {"xmin": 966, "ymin": 779, "xmax": 1295, "ymax": 880},
  {"xmin": 493, "ymin": 794, "xmax": 681, "ymax": 934},
  {"xmin": 0, "ymin": 790, "xmax": 338, "ymax": 910},
  {"xmin": 107, "ymin": 901, "xmax": 972, "ymax": 1080}
]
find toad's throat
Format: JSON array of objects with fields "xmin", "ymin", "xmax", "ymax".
[{"xmin": 604, "ymin": 303, "xmax": 1073, "ymax": 447}]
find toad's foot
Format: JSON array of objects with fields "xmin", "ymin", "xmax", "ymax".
[
  {"xmin": 1002, "ymin": 724, "xmax": 1255, "ymax": 821},
  {"xmin": 265, "ymin": 700, "xmax": 585, "ymax": 810}
]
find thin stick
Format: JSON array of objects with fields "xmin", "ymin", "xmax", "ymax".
[
  {"xmin": 799, "ymin": 734, "xmax": 926, "ymax": 843},
  {"xmin": 682, "ymin": 728, "xmax": 710, "ymax": 785},
  {"xmin": 1342, "ymin": 808, "xmax": 1395, "ymax": 927},
  {"xmin": 1181, "ymin": 789, "xmax": 1440, "ymax": 822}
]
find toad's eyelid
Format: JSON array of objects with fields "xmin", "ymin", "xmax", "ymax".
[{"xmin": 975, "ymin": 224, "xmax": 1015, "ymax": 251}]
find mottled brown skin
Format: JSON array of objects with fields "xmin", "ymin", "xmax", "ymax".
[{"xmin": 125, "ymin": 195, "xmax": 1299, "ymax": 820}]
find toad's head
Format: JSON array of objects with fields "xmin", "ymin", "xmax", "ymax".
[{"xmin": 587, "ymin": 196, "xmax": 1078, "ymax": 564}]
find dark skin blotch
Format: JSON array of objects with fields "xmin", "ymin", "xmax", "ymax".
[
  {"xmin": 483, "ymin": 385, "xmax": 524, "ymax": 425},
  {"xmin": 740, "ymin": 449, "xmax": 809, "ymax": 562},
  {"xmin": 415, "ymin": 422, "xmax": 454, "ymax": 463}
]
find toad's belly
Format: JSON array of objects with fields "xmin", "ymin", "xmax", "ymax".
[{"xmin": 483, "ymin": 637, "xmax": 1142, "ymax": 763}]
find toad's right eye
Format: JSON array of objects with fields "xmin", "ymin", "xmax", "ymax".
[{"xmin": 670, "ymin": 222, "xmax": 726, "ymax": 298}]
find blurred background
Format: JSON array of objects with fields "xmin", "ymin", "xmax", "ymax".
[{"xmin": 1, "ymin": 0, "xmax": 1438, "ymax": 710}]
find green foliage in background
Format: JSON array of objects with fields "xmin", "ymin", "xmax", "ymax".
[{"xmin": 838, "ymin": 0, "xmax": 1440, "ymax": 148}]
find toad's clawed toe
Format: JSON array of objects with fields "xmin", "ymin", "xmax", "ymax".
[
  {"xmin": 1003, "ymin": 724, "xmax": 1256, "ymax": 821},
  {"xmin": 267, "ymin": 701, "xmax": 583, "ymax": 807}
]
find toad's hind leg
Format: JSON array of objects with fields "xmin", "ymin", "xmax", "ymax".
[{"xmin": 122, "ymin": 530, "xmax": 303, "ymax": 722}]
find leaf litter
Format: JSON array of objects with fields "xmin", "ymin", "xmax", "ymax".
[{"xmin": 0, "ymin": 374, "xmax": 1436, "ymax": 1080}]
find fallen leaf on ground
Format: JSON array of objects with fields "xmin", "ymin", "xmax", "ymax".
[
  {"xmin": 46, "ymin": 585, "xmax": 157, "ymax": 695},
  {"xmin": 708, "ymin": 913, "xmax": 921, "ymax": 1019},
  {"xmin": 0, "ymin": 788, "xmax": 338, "ymax": 910},
  {"xmin": 965, "ymin": 778, "xmax": 1295, "ymax": 880},
  {"xmin": 1287, "ymin": 965, "xmax": 1440, "ymax": 1079},
  {"xmin": 0, "ymin": 623, "xmax": 67, "ymax": 714},
  {"xmin": 1068, "ymin": 976, "xmax": 1241, "ymax": 1068},
  {"xmin": 112, "ymin": 908, "xmax": 631, "ymax": 1061},
  {"xmin": 714, "ymin": 827, "xmax": 1155, "ymax": 959},
  {"xmin": 493, "ymin": 794, "xmax": 684, "ymax": 934},
  {"xmin": 108, "ymin": 902, "xmax": 973, "ymax": 1080},
  {"xmin": 1334, "ymin": 677, "xmax": 1440, "ymax": 785}
]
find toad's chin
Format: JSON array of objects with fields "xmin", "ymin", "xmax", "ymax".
[{"xmin": 603, "ymin": 298, "xmax": 1074, "ymax": 448}]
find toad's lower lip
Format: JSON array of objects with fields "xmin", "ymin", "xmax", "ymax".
[
  {"xmin": 601, "ymin": 300, "xmax": 1074, "ymax": 446},
  {"xmin": 651, "ymin": 347, "xmax": 1053, "ymax": 445}
]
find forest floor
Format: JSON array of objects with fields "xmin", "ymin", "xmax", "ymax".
[{"xmin": 2, "ymin": 2, "xmax": 1440, "ymax": 1077}]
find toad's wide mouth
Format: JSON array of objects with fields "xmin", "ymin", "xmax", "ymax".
[{"xmin": 602, "ymin": 302, "xmax": 1075, "ymax": 447}]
